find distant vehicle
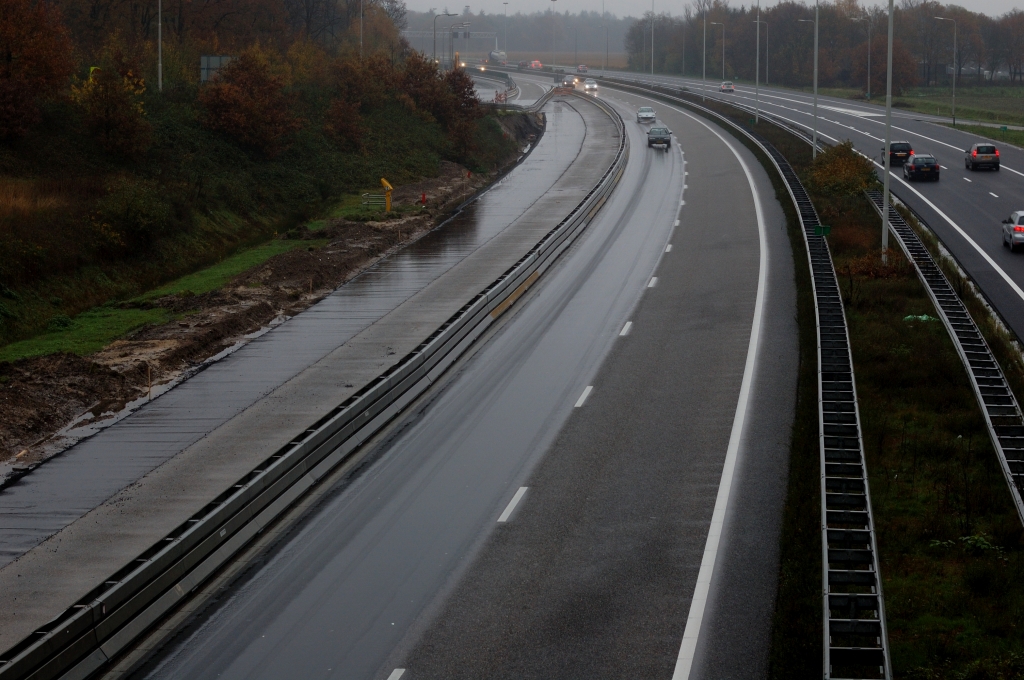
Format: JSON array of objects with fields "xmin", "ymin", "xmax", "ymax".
[
  {"xmin": 966, "ymin": 142, "xmax": 1000, "ymax": 171},
  {"xmin": 719, "ymin": 81, "xmax": 735, "ymax": 93},
  {"xmin": 488, "ymin": 50, "xmax": 507, "ymax": 65},
  {"xmin": 883, "ymin": 141, "xmax": 913, "ymax": 166},
  {"xmin": 583, "ymin": 78, "xmax": 598, "ymax": 92},
  {"xmin": 529, "ymin": 60, "xmax": 543, "ymax": 69},
  {"xmin": 1002, "ymin": 211, "xmax": 1024, "ymax": 252},
  {"xmin": 903, "ymin": 154, "xmax": 939, "ymax": 181},
  {"xmin": 517, "ymin": 60, "xmax": 528, "ymax": 69},
  {"xmin": 636, "ymin": 106, "xmax": 656, "ymax": 124},
  {"xmin": 577, "ymin": 65, "xmax": 588, "ymax": 73},
  {"xmin": 561, "ymin": 75, "xmax": 576, "ymax": 87},
  {"xmin": 647, "ymin": 127, "xmax": 672, "ymax": 149}
]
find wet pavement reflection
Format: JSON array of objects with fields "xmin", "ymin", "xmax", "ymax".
[{"xmin": 0, "ymin": 101, "xmax": 585, "ymax": 568}]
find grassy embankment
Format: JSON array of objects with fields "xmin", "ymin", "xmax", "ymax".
[
  {"xmin": 0, "ymin": 78, "xmax": 516, "ymax": 357},
  {"xmin": 667, "ymin": 91, "xmax": 1024, "ymax": 678}
]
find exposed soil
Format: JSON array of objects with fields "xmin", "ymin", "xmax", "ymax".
[{"xmin": 0, "ymin": 112, "xmax": 545, "ymax": 474}]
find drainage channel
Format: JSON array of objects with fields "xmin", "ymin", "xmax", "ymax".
[
  {"xmin": 866, "ymin": 190, "xmax": 1024, "ymax": 526},
  {"xmin": 598, "ymin": 77, "xmax": 893, "ymax": 680}
]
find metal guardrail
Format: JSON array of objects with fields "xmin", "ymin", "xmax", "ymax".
[
  {"xmin": 866, "ymin": 190, "xmax": 1024, "ymax": 526},
  {"xmin": 0, "ymin": 92, "xmax": 627, "ymax": 680},
  {"xmin": 597, "ymin": 77, "xmax": 892, "ymax": 680}
]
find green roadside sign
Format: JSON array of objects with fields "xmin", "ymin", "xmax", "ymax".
[{"xmin": 814, "ymin": 225, "xmax": 832, "ymax": 236}]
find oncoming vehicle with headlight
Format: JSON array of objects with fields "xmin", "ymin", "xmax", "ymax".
[
  {"xmin": 1002, "ymin": 211, "xmax": 1024, "ymax": 252},
  {"xmin": 583, "ymin": 78, "xmax": 598, "ymax": 92}
]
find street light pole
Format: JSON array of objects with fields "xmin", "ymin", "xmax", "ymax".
[
  {"xmin": 551, "ymin": 0, "xmax": 556, "ymax": 71},
  {"xmin": 882, "ymin": 0, "xmax": 894, "ymax": 265},
  {"xmin": 935, "ymin": 16, "xmax": 957, "ymax": 125},
  {"xmin": 702, "ymin": 10, "xmax": 706, "ymax": 100},
  {"xmin": 434, "ymin": 12, "xmax": 455, "ymax": 64},
  {"xmin": 360, "ymin": 0, "xmax": 363, "ymax": 58},
  {"xmin": 798, "ymin": 9, "xmax": 819, "ymax": 158},
  {"xmin": 754, "ymin": 1, "xmax": 760, "ymax": 124},
  {"xmin": 157, "ymin": 0, "xmax": 162, "ymax": 91},
  {"xmin": 503, "ymin": 2, "xmax": 508, "ymax": 53},
  {"xmin": 710, "ymin": 22, "xmax": 723, "ymax": 81},
  {"xmin": 651, "ymin": 0, "xmax": 654, "ymax": 76},
  {"xmin": 854, "ymin": 16, "xmax": 871, "ymax": 99}
]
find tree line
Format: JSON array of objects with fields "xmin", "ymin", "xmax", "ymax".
[{"xmin": 624, "ymin": 0, "xmax": 1024, "ymax": 92}]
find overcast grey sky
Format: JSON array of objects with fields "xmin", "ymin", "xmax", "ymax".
[{"xmin": 413, "ymin": 0, "xmax": 1018, "ymax": 20}]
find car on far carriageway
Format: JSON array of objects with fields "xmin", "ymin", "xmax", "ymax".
[
  {"xmin": 882, "ymin": 141, "xmax": 913, "ymax": 166},
  {"xmin": 637, "ymin": 106, "xmax": 656, "ymax": 124},
  {"xmin": 903, "ymin": 154, "xmax": 940, "ymax": 181},
  {"xmin": 577, "ymin": 64, "xmax": 588, "ymax": 73},
  {"xmin": 1002, "ymin": 211, "xmax": 1024, "ymax": 252},
  {"xmin": 648, "ymin": 127, "xmax": 672, "ymax": 149},
  {"xmin": 720, "ymin": 81, "xmax": 735, "ymax": 93},
  {"xmin": 529, "ymin": 60, "xmax": 543, "ymax": 69},
  {"xmin": 966, "ymin": 142, "xmax": 1000, "ymax": 171}
]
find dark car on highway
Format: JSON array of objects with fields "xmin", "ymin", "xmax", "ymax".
[
  {"xmin": 903, "ymin": 154, "xmax": 939, "ymax": 181},
  {"xmin": 883, "ymin": 141, "xmax": 913, "ymax": 166},
  {"xmin": 648, "ymin": 127, "xmax": 672, "ymax": 149},
  {"xmin": 966, "ymin": 143, "xmax": 1000, "ymax": 171}
]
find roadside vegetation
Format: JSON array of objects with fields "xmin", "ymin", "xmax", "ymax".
[
  {"xmin": 947, "ymin": 123, "xmax": 1024, "ymax": 149},
  {"xmin": 0, "ymin": 0, "xmax": 517, "ymax": 351},
  {"xmin": 666, "ymin": 90, "xmax": 1024, "ymax": 678}
]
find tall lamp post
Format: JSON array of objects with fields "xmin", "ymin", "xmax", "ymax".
[
  {"xmin": 881, "ymin": 0, "xmax": 895, "ymax": 265},
  {"xmin": 434, "ymin": 12, "xmax": 456, "ymax": 64},
  {"xmin": 710, "ymin": 22, "xmax": 723, "ymax": 80},
  {"xmin": 602, "ymin": 0, "xmax": 607, "ymax": 73},
  {"xmin": 702, "ymin": 10, "xmax": 707, "ymax": 100},
  {"xmin": 853, "ymin": 16, "xmax": 871, "ymax": 99},
  {"xmin": 754, "ymin": 19, "xmax": 767, "ymax": 86},
  {"xmin": 550, "ymin": 0, "xmax": 556, "ymax": 71},
  {"xmin": 503, "ymin": 2, "xmax": 508, "ymax": 53},
  {"xmin": 935, "ymin": 16, "xmax": 957, "ymax": 125},
  {"xmin": 157, "ymin": 0, "xmax": 162, "ymax": 91},
  {"xmin": 650, "ymin": 0, "xmax": 654, "ymax": 76},
  {"xmin": 798, "ymin": 6, "xmax": 819, "ymax": 158},
  {"xmin": 754, "ymin": 0, "xmax": 760, "ymax": 123}
]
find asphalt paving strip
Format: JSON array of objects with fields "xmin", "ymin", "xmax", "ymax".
[{"xmin": 397, "ymin": 94, "xmax": 796, "ymax": 679}]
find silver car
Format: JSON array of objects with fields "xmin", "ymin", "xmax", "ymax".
[
  {"xmin": 583, "ymin": 78, "xmax": 598, "ymax": 92},
  {"xmin": 966, "ymin": 142, "xmax": 1000, "ymax": 171},
  {"xmin": 637, "ymin": 106, "xmax": 656, "ymax": 124},
  {"xmin": 1002, "ymin": 211, "xmax": 1024, "ymax": 252}
]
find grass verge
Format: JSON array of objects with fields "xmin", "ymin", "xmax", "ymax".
[
  {"xmin": 0, "ymin": 237, "xmax": 325, "ymax": 363},
  {"xmin": 944, "ymin": 124, "xmax": 1024, "ymax": 149}
]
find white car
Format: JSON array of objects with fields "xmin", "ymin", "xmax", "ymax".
[
  {"xmin": 720, "ymin": 81, "xmax": 735, "ymax": 93},
  {"xmin": 1002, "ymin": 210, "xmax": 1024, "ymax": 252},
  {"xmin": 583, "ymin": 78, "xmax": 598, "ymax": 92},
  {"xmin": 636, "ymin": 106, "xmax": 656, "ymax": 124}
]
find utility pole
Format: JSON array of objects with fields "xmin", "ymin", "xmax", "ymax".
[
  {"xmin": 882, "ymin": 0, "xmax": 894, "ymax": 265},
  {"xmin": 157, "ymin": 0, "xmax": 162, "ymax": 91},
  {"xmin": 935, "ymin": 16, "xmax": 957, "ymax": 125}
]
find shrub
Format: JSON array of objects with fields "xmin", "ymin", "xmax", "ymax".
[
  {"xmin": 71, "ymin": 41, "xmax": 152, "ymax": 158},
  {"xmin": 807, "ymin": 141, "xmax": 876, "ymax": 197},
  {"xmin": 198, "ymin": 46, "xmax": 302, "ymax": 156},
  {"xmin": 0, "ymin": 0, "xmax": 74, "ymax": 138},
  {"xmin": 93, "ymin": 177, "xmax": 173, "ymax": 251}
]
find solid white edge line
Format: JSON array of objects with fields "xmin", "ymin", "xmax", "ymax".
[
  {"xmin": 648, "ymin": 277, "xmax": 658, "ymax": 287},
  {"xmin": 386, "ymin": 670, "xmax": 406, "ymax": 680},
  {"xmin": 497, "ymin": 487, "xmax": 528, "ymax": 523},
  {"xmin": 991, "ymin": 192, "xmax": 1000, "ymax": 198},
  {"xmin": 620, "ymin": 321, "xmax": 633, "ymax": 336},
  {"xmin": 574, "ymin": 385, "xmax": 593, "ymax": 408},
  {"xmin": 666, "ymin": 244, "xmax": 673, "ymax": 252},
  {"xmin": 675, "ymin": 219, "xmax": 681, "ymax": 226},
  {"xmin": 629, "ymin": 95, "xmax": 768, "ymax": 680}
]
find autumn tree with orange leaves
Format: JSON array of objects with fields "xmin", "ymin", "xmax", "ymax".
[{"xmin": 0, "ymin": 0, "xmax": 75, "ymax": 138}]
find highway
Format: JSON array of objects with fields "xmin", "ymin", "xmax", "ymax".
[
  {"xmin": 594, "ymin": 70, "xmax": 1024, "ymax": 343},
  {"xmin": 132, "ymin": 85, "xmax": 798, "ymax": 680}
]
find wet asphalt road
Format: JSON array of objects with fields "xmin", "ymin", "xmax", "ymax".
[
  {"xmin": 0, "ymin": 94, "xmax": 588, "ymax": 568},
  {"xmin": 600, "ymin": 71, "xmax": 1024, "ymax": 344},
  {"xmin": 136, "ymin": 89, "xmax": 796, "ymax": 680}
]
